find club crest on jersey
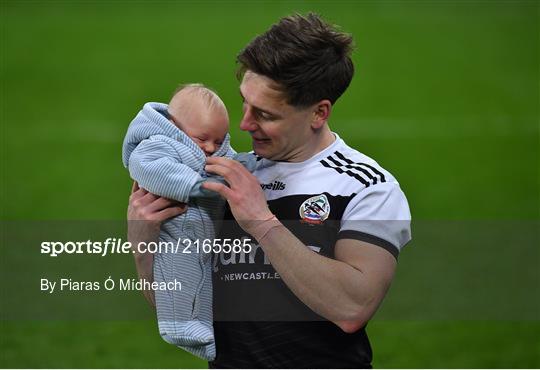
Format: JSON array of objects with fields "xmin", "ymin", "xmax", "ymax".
[{"xmin": 299, "ymin": 194, "xmax": 330, "ymax": 225}]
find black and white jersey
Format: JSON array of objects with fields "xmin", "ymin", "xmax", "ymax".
[{"xmin": 210, "ymin": 133, "xmax": 411, "ymax": 368}]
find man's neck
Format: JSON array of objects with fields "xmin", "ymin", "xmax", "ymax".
[{"xmin": 287, "ymin": 127, "xmax": 336, "ymax": 163}]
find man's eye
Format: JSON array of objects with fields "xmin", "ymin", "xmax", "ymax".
[{"xmin": 256, "ymin": 111, "xmax": 272, "ymax": 121}]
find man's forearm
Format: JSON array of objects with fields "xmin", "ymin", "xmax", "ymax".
[
  {"xmin": 128, "ymin": 221, "xmax": 159, "ymax": 307},
  {"xmin": 258, "ymin": 224, "xmax": 375, "ymax": 325},
  {"xmin": 133, "ymin": 251, "xmax": 154, "ymax": 278},
  {"xmin": 127, "ymin": 221, "xmax": 159, "ymax": 277},
  {"xmin": 127, "ymin": 220, "xmax": 160, "ymax": 306}
]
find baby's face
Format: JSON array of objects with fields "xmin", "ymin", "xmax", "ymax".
[{"xmin": 170, "ymin": 101, "xmax": 229, "ymax": 156}]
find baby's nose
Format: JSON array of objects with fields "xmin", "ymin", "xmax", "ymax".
[{"xmin": 202, "ymin": 142, "xmax": 216, "ymax": 156}]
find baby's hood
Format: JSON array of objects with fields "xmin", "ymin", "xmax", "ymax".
[{"xmin": 121, "ymin": 102, "xmax": 232, "ymax": 168}]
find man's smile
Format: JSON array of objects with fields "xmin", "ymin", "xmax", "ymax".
[{"xmin": 252, "ymin": 137, "xmax": 271, "ymax": 144}]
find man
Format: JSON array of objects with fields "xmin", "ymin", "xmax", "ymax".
[{"xmin": 128, "ymin": 13, "xmax": 411, "ymax": 368}]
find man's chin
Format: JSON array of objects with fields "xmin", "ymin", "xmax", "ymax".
[
  {"xmin": 252, "ymin": 142, "xmax": 272, "ymax": 158},
  {"xmin": 252, "ymin": 147, "xmax": 266, "ymax": 157}
]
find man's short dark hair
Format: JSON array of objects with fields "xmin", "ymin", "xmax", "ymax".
[{"xmin": 237, "ymin": 13, "xmax": 354, "ymax": 108}]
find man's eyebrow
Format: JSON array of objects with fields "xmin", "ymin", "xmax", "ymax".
[{"xmin": 239, "ymin": 90, "xmax": 283, "ymax": 119}]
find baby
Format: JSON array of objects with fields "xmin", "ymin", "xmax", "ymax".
[{"xmin": 122, "ymin": 84, "xmax": 254, "ymax": 361}]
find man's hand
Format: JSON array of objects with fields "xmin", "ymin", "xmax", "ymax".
[
  {"xmin": 203, "ymin": 157, "xmax": 273, "ymax": 233},
  {"xmin": 127, "ymin": 182, "xmax": 187, "ymax": 307}
]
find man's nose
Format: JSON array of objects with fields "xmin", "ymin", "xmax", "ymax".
[{"xmin": 239, "ymin": 108, "xmax": 258, "ymax": 132}]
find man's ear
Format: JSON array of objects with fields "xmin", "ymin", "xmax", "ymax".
[{"xmin": 311, "ymin": 100, "xmax": 332, "ymax": 130}]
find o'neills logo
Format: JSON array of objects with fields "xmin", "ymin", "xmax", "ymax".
[
  {"xmin": 299, "ymin": 194, "xmax": 330, "ymax": 225},
  {"xmin": 260, "ymin": 181, "xmax": 286, "ymax": 191}
]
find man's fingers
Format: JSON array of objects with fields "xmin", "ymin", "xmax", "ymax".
[
  {"xmin": 147, "ymin": 197, "xmax": 186, "ymax": 213},
  {"xmin": 207, "ymin": 157, "xmax": 246, "ymax": 170},
  {"xmin": 131, "ymin": 181, "xmax": 140, "ymax": 194},
  {"xmin": 130, "ymin": 189, "xmax": 155, "ymax": 208},
  {"xmin": 205, "ymin": 156, "xmax": 255, "ymax": 193},
  {"xmin": 206, "ymin": 156, "xmax": 236, "ymax": 166},
  {"xmin": 130, "ymin": 183, "xmax": 148, "ymax": 201},
  {"xmin": 206, "ymin": 157, "xmax": 245, "ymax": 174},
  {"xmin": 202, "ymin": 181, "xmax": 233, "ymax": 200},
  {"xmin": 156, "ymin": 205, "xmax": 188, "ymax": 220},
  {"xmin": 140, "ymin": 190, "xmax": 159, "ymax": 204},
  {"xmin": 205, "ymin": 163, "xmax": 233, "ymax": 178},
  {"xmin": 205, "ymin": 162, "xmax": 251, "ymax": 185}
]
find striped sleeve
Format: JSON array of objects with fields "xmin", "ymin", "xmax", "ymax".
[
  {"xmin": 320, "ymin": 150, "xmax": 387, "ymax": 188},
  {"xmin": 128, "ymin": 136, "xmax": 202, "ymax": 202}
]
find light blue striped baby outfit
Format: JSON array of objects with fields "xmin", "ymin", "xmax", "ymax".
[{"xmin": 122, "ymin": 102, "xmax": 254, "ymax": 361}]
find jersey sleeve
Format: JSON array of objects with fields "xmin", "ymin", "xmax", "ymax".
[{"xmin": 338, "ymin": 182, "xmax": 411, "ymax": 258}]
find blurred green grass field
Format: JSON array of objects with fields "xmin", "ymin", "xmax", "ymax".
[{"xmin": 1, "ymin": 0, "xmax": 539, "ymax": 368}]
